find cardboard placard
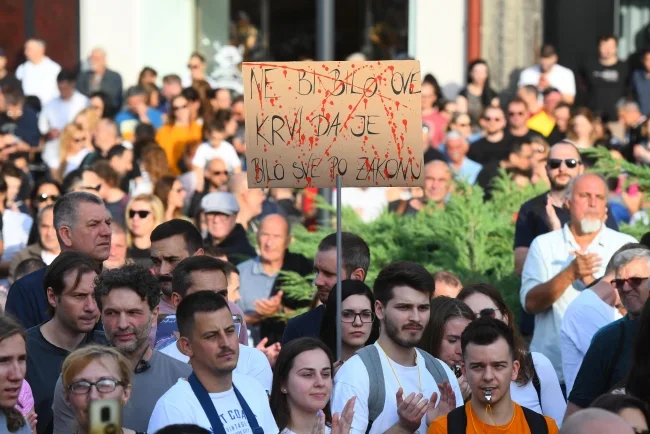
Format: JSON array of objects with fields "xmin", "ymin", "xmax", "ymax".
[{"xmin": 243, "ymin": 60, "xmax": 423, "ymax": 188}]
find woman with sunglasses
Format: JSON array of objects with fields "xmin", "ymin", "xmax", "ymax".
[
  {"xmin": 270, "ymin": 338, "xmax": 355, "ymax": 434},
  {"xmin": 457, "ymin": 283, "xmax": 566, "ymax": 427},
  {"xmin": 319, "ymin": 280, "xmax": 379, "ymax": 368},
  {"xmin": 125, "ymin": 194, "xmax": 164, "ymax": 267},
  {"xmin": 155, "ymin": 95, "xmax": 202, "ymax": 175},
  {"xmin": 62, "ymin": 345, "xmax": 143, "ymax": 434},
  {"xmin": 56, "ymin": 123, "xmax": 92, "ymax": 181},
  {"xmin": 590, "ymin": 394, "xmax": 649, "ymax": 434},
  {"xmin": 153, "ymin": 176, "xmax": 189, "ymax": 222},
  {"xmin": 419, "ymin": 296, "xmax": 475, "ymax": 402}
]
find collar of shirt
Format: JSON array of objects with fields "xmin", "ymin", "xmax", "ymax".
[
  {"xmin": 562, "ymin": 223, "xmax": 606, "ymax": 252},
  {"xmin": 252, "ymin": 256, "xmax": 278, "ymax": 278}
]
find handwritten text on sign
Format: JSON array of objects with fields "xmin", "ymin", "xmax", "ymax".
[{"xmin": 243, "ymin": 60, "xmax": 423, "ymax": 188}]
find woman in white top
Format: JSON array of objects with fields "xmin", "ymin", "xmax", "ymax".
[
  {"xmin": 56, "ymin": 123, "xmax": 92, "ymax": 180},
  {"xmin": 457, "ymin": 283, "xmax": 566, "ymax": 427},
  {"xmin": 270, "ymin": 338, "xmax": 355, "ymax": 434}
]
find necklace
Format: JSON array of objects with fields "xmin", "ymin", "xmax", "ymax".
[
  {"xmin": 468, "ymin": 401, "xmax": 516, "ymax": 433},
  {"xmin": 377, "ymin": 343, "xmax": 421, "ymax": 397}
]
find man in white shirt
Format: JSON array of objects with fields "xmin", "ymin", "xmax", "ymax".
[
  {"xmin": 15, "ymin": 39, "xmax": 61, "ymax": 105},
  {"xmin": 521, "ymin": 173, "xmax": 636, "ymax": 387},
  {"xmin": 518, "ymin": 44, "xmax": 576, "ymax": 105},
  {"xmin": 39, "ymin": 70, "xmax": 88, "ymax": 139},
  {"xmin": 155, "ymin": 255, "xmax": 273, "ymax": 391},
  {"xmin": 332, "ymin": 261, "xmax": 462, "ymax": 434},
  {"xmin": 148, "ymin": 290, "xmax": 278, "ymax": 434}
]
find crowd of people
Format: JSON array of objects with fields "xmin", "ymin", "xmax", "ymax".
[{"xmin": 0, "ymin": 31, "xmax": 650, "ymax": 434}]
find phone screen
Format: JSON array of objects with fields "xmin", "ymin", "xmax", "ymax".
[{"xmin": 89, "ymin": 399, "xmax": 122, "ymax": 434}]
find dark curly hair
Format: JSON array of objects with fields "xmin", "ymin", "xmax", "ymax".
[{"xmin": 94, "ymin": 264, "xmax": 160, "ymax": 312}]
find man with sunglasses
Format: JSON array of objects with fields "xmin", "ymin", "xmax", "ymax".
[
  {"xmin": 467, "ymin": 106, "xmax": 513, "ymax": 165},
  {"xmin": 521, "ymin": 173, "xmax": 636, "ymax": 390},
  {"xmin": 154, "ymin": 255, "xmax": 273, "ymax": 392},
  {"xmin": 506, "ymin": 97, "xmax": 543, "ymax": 147},
  {"xmin": 187, "ymin": 157, "xmax": 230, "ymax": 218},
  {"xmin": 51, "ymin": 264, "xmax": 191, "ymax": 434},
  {"xmin": 565, "ymin": 246, "xmax": 650, "ymax": 421}
]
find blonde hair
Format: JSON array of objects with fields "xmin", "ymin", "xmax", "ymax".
[
  {"xmin": 58, "ymin": 123, "xmax": 86, "ymax": 179},
  {"xmin": 125, "ymin": 194, "xmax": 165, "ymax": 247},
  {"xmin": 62, "ymin": 345, "xmax": 132, "ymax": 391},
  {"xmin": 74, "ymin": 107, "xmax": 100, "ymax": 133}
]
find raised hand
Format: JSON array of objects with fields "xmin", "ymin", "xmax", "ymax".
[
  {"xmin": 545, "ymin": 195, "xmax": 562, "ymax": 231},
  {"xmin": 254, "ymin": 291, "xmax": 284, "ymax": 316},
  {"xmin": 426, "ymin": 381, "xmax": 457, "ymax": 426},
  {"xmin": 331, "ymin": 396, "xmax": 355, "ymax": 434},
  {"xmin": 396, "ymin": 388, "xmax": 429, "ymax": 432},
  {"xmin": 255, "ymin": 337, "xmax": 281, "ymax": 367}
]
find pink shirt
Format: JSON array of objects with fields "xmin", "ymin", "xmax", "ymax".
[{"xmin": 15, "ymin": 380, "xmax": 34, "ymax": 416}]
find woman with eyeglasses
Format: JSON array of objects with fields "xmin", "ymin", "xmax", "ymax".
[
  {"xmin": 270, "ymin": 338, "xmax": 355, "ymax": 434},
  {"xmin": 62, "ymin": 345, "xmax": 143, "ymax": 434},
  {"xmin": 419, "ymin": 296, "xmax": 475, "ymax": 402},
  {"xmin": 29, "ymin": 179, "xmax": 61, "ymax": 215},
  {"xmin": 125, "ymin": 194, "xmax": 164, "ymax": 268},
  {"xmin": 590, "ymin": 394, "xmax": 649, "ymax": 434},
  {"xmin": 319, "ymin": 280, "xmax": 379, "ymax": 368},
  {"xmin": 457, "ymin": 283, "xmax": 566, "ymax": 427},
  {"xmin": 153, "ymin": 176, "xmax": 188, "ymax": 222},
  {"xmin": 155, "ymin": 95, "xmax": 202, "ymax": 175}
]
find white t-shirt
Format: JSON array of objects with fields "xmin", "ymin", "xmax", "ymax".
[
  {"xmin": 63, "ymin": 148, "xmax": 90, "ymax": 177},
  {"xmin": 15, "ymin": 57, "xmax": 62, "ymax": 105},
  {"xmin": 332, "ymin": 344, "xmax": 463, "ymax": 434},
  {"xmin": 147, "ymin": 373, "xmax": 278, "ymax": 434},
  {"xmin": 41, "ymin": 250, "xmax": 58, "ymax": 265},
  {"xmin": 339, "ymin": 187, "xmax": 388, "ymax": 223},
  {"xmin": 510, "ymin": 352, "xmax": 566, "ymax": 428},
  {"xmin": 160, "ymin": 341, "xmax": 273, "ymax": 393},
  {"xmin": 520, "ymin": 225, "xmax": 636, "ymax": 381},
  {"xmin": 192, "ymin": 141, "xmax": 241, "ymax": 172},
  {"xmin": 38, "ymin": 91, "xmax": 89, "ymax": 134},
  {"xmin": 518, "ymin": 63, "xmax": 576, "ymax": 97},
  {"xmin": 0, "ymin": 210, "xmax": 33, "ymax": 289},
  {"xmin": 560, "ymin": 289, "xmax": 622, "ymax": 395}
]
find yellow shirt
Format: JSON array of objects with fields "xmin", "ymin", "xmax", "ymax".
[
  {"xmin": 526, "ymin": 111, "xmax": 555, "ymax": 137},
  {"xmin": 155, "ymin": 123, "xmax": 203, "ymax": 175},
  {"xmin": 427, "ymin": 403, "xmax": 559, "ymax": 434}
]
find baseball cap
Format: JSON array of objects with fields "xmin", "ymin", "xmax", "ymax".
[{"xmin": 201, "ymin": 192, "xmax": 239, "ymax": 215}]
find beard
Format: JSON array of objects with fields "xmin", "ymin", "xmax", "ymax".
[
  {"xmin": 383, "ymin": 312, "xmax": 423, "ymax": 349},
  {"xmin": 107, "ymin": 321, "xmax": 151, "ymax": 355},
  {"xmin": 580, "ymin": 218, "xmax": 602, "ymax": 234}
]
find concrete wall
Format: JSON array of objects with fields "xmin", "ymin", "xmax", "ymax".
[{"xmin": 410, "ymin": 0, "xmax": 467, "ymax": 98}]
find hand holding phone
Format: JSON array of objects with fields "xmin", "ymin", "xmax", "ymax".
[{"xmin": 89, "ymin": 399, "xmax": 122, "ymax": 434}]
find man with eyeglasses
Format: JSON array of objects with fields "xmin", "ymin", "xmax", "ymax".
[
  {"xmin": 565, "ymin": 246, "xmax": 650, "ymax": 421},
  {"xmin": 521, "ymin": 173, "xmax": 636, "ymax": 392},
  {"xmin": 51, "ymin": 264, "xmax": 191, "ymax": 434},
  {"xmin": 187, "ymin": 157, "xmax": 230, "ymax": 218},
  {"xmin": 154, "ymin": 255, "xmax": 273, "ymax": 392},
  {"xmin": 467, "ymin": 106, "xmax": 513, "ymax": 166}
]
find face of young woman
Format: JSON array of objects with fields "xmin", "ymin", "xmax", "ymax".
[
  {"xmin": 0, "ymin": 334, "xmax": 26, "ymax": 408},
  {"xmin": 340, "ymin": 294, "xmax": 374, "ymax": 350},
  {"xmin": 437, "ymin": 317, "xmax": 471, "ymax": 368},
  {"xmin": 284, "ymin": 349, "xmax": 332, "ymax": 416},
  {"xmin": 65, "ymin": 357, "xmax": 131, "ymax": 429},
  {"xmin": 128, "ymin": 200, "xmax": 155, "ymax": 237},
  {"xmin": 168, "ymin": 180, "xmax": 186, "ymax": 209}
]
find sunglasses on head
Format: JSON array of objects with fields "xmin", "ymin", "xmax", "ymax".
[
  {"xmin": 477, "ymin": 308, "xmax": 498, "ymax": 319},
  {"xmin": 129, "ymin": 210, "xmax": 151, "ymax": 219},
  {"xmin": 547, "ymin": 158, "xmax": 581, "ymax": 169},
  {"xmin": 611, "ymin": 277, "xmax": 648, "ymax": 291},
  {"xmin": 37, "ymin": 193, "xmax": 59, "ymax": 202}
]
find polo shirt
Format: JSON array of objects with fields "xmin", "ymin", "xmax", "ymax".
[
  {"xmin": 568, "ymin": 316, "xmax": 638, "ymax": 407},
  {"xmin": 450, "ymin": 156, "xmax": 482, "ymax": 185},
  {"xmin": 520, "ymin": 224, "xmax": 636, "ymax": 381}
]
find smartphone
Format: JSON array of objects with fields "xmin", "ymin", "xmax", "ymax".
[{"xmin": 89, "ymin": 399, "xmax": 122, "ymax": 434}]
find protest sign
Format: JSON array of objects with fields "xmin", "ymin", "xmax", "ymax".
[{"xmin": 243, "ymin": 60, "xmax": 423, "ymax": 188}]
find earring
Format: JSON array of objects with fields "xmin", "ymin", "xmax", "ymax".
[{"xmin": 281, "ymin": 388, "xmax": 287, "ymax": 393}]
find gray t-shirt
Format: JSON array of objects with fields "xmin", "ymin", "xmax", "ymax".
[
  {"xmin": 52, "ymin": 350, "xmax": 191, "ymax": 433},
  {"xmin": 0, "ymin": 411, "xmax": 32, "ymax": 434}
]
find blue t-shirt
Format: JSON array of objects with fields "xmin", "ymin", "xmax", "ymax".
[{"xmin": 115, "ymin": 108, "xmax": 163, "ymax": 137}]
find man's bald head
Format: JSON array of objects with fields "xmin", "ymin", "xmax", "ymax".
[
  {"xmin": 25, "ymin": 39, "xmax": 46, "ymax": 62},
  {"xmin": 560, "ymin": 409, "xmax": 634, "ymax": 434},
  {"xmin": 258, "ymin": 213, "xmax": 291, "ymax": 262},
  {"xmin": 424, "ymin": 160, "xmax": 453, "ymax": 204},
  {"xmin": 259, "ymin": 213, "xmax": 290, "ymax": 238}
]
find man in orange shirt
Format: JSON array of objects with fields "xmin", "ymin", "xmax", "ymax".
[{"xmin": 428, "ymin": 318, "xmax": 558, "ymax": 434}]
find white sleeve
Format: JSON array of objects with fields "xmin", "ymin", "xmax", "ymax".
[
  {"xmin": 247, "ymin": 347, "xmax": 273, "ymax": 392},
  {"xmin": 565, "ymin": 304, "xmax": 609, "ymax": 356},
  {"xmin": 147, "ymin": 398, "xmax": 193, "ymax": 434},
  {"xmin": 333, "ymin": 359, "xmax": 370, "ymax": 434},
  {"xmin": 520, "ymin": 238, "xmax": 547, "ymax": 313},
  {"xmin": 533, "ymin": 352, "xmax": 566, "ymax": 428},
  {"xmin": 191, "ymin": 145, "xmax": 209, "ymax": 169},
  {"xmin": 38, "ymin": 107, "xmax": 51, "ymax": 135},
  {"xmin": 15, "ymin": 64, "xmax": 24, "ymax": 80},
  {"xmin": 518, "ymin": 68, "xmax": 537, "ymax": 88},
  {"xmin": 560, "ymin": 68, "xmax": 576, "ymax": 96},
  {"xmin": 225, "ymin": 145, "xmax": 242, "ymax": 170}
]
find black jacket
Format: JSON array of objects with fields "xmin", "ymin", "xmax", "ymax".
[{"xmin": 205, "ymin": 223, "xmax": 256, "ymax": 265}]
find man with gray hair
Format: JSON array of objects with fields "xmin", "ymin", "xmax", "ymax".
[
  {"xmin": 560, "ymin": 408, "xmax": 634, "ymax": 434},
  {"xmin": 15, "ymin": 38, "xmax": 61, "ymax": 105},
  {"xmin": 565, "ymin": 245, "xmax": 650, "ymax": 420},
  {"xmin": 521, "ymin": 173, "xmax": 636, "ymax": 388},
  {"xmin": 5, "ymin": 191, "xmax": 112, "ymax": 328},
  {"xmin": 444, "ymin": 131, "xmax": 482, "ymax": 185}
]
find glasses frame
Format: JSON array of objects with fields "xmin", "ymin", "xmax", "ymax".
[
  {"xmin": 68, "ymin": 378, "xmax": 124, "ymax": 395},
  {"xmin": 341, "ymin": 311, "xmax": 375, "ymax": 323}
]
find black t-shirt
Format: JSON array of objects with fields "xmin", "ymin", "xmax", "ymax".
[
  {"xmin": 26, "ymin": 326, "xmax": 107, "ymax": 434},
  {"xmin": 127, "ymin": 245, "xmax": 152, "ymax": 268},
  {"xmin": 582, "ymin": 58, "xmax": 628, "ymax": 120},
  {"xmin": 514, "ymin": 191, "xmax": 620, "ymax": 249},
  {"xmin": 0, "ymin": 73, "xmax": 21, "ymax": 90},
  {"xmin": 508, "ymin": 129, "xmax": 543, "ymax": 147},
  {"xmin": 475, "ymin": 160, "xmax": 502, "ymax": 200},
  {"xmin": 423, "ymin": 146, "xmax": 446, "ymax": 164},
  {"xmin": 568, "ymin": 316, "xmax": 638, "ymax": 407},
  {"xmin": 388, "ymin": 199, "xmax": 421, "ymax": 215},
  {"xmin": 467, "ymin": 135, "xmax": 513, "ymax": 165}
]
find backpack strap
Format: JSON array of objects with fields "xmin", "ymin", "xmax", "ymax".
[
  {"xmin": 529, "ymin": 352, "xmax": 543, "ymax": 412},
  {"xmin": 522, "ymin": 406, "xmax": 549, "ymax": 434},
  {"xmin": 446, "ymin": 406, "xmax": 467, "ymax": 434},
  {"xmin": 356, "ymin": 346, "xmax": 385, "ymax": 434},
  {"xmin": 419, "ymin": 350, "xmax": 451, "ymax": 386}
]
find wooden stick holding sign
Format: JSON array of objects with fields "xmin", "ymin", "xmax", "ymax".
[{"xmin": 243, "ymin": 60, "xmax": 423, "ymax": 360}]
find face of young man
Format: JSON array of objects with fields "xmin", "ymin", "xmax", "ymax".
[
  {"xmin": 462, "ymin": 337, "xmax": 519, "ymax": 407},
  {"xmin": 376, "ymin": 286, "xmax": 430, "ymax": 348},
  {"xmin": 48, "ymin": 270, "xmax": 99, "ymax": 334}
]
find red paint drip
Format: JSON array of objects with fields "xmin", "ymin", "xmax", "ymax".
[
  {"xmin": 283, "ymin": 69, "xmax": 287, "ymax": 78},
  {"xmin": 363, "ymin": 98, "xmax": 368, "ymax": 109},
  {"xmin": 402, "ymin": 119, "xmax": 408, "ymax": 131}
]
